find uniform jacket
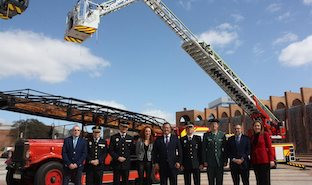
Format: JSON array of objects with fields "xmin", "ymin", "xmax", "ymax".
[
  {"xmin": 62, "ymin": 136, "xmax": 87, "ymax": 168},
  {"xmin": 153, "ymin": 134, "xmax": 182, "ymax": 169},
  {"xmin": 135, "ymin": 138, "xmax": 153, "ymax": 161},
  {"xmin": 250, "ymin": 132, "xmax": 274, "ymax": 165},
  {"xmin": 202, "ymin": 131, "xmax": 226, "ymax": 167},
  {"xmin": 86, "ymin": 138, "xmax": 108, "ymax": 170},
  {"xmin": 109, "ymin": 133, "xmax": 134, "ymax": 170},
  {"xmin": 226, "ymin": 134, "xmax": 250, "ymax": 169},
  {"xmin": 180, "ymin": 135, "xmax": 202, "ymax": 169}
]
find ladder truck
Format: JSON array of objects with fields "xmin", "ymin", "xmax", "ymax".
[
  {"xmin": 64, "ymin": 0, "xmax": 294, "ymax": 162},
  {"xmin": 1, "ymin": 89, "xmax": 165, "ymax": 185}
]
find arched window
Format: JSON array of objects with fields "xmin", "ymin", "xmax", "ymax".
[
  {"xmin": 207, "ymin": 113, "xmax": 215, "ymax": 120},
  {"xmin": 276, "ymin": 102, "xmax": 286, "ymax": 110},
  {"xmin": 234, "ymin": 110, "xmax": 242, "ymax": 116},
  {"xmin": 221, "ymin": 112, "xmax": 228, "ymax": 118},
  {"xmin": 195, "ymin": 115, "xmax": 203, "ymax": 121},
  {"xmin": 179, "ymin": 115, "xmax": 190, "ymax": 123},
  {"xmin": 292, "ymin": 99, "xmax": 302, "ymax": 106}
]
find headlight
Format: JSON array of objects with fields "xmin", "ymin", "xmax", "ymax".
[{"xmin": 25, "ymin": 150, "xmax": 30, "ymax": 159}]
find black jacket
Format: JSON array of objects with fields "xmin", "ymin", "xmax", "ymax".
[
  {"xmin": 226, "ymin": 134, "xmax": 250, "ymax": 169},
  {"xmin": 62, "ymin": 136, "xmax": 87, "ymax": 169},
  {"xmin": 180, "ymin": 135, "xmax": 202, "ymax": 169},
  {"xmin": 153, "ymin": 134, "xmax": 182, "ymax": 169},
  {"xmin": 109, "ymin": 133, "xmax": 134, "ymax": 170},
  {"xmin": 86, "ymin": 138, "xmax": 108, "ymax": 170}
]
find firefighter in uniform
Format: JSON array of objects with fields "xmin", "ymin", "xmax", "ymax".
[
  {"xmin": 202, "ymin": 119, "xmax": 227, "ymax": 185},
  {"xmin": 180, "ymin": 121, "xmax": 202, "ymax": 185},
  {"xmin": 85, "ymin": 126, "xmax": 108, "ymax": 185},
  {"xmin": 109, "ymin": 121, "xmax": 134, "ymax": 185}
]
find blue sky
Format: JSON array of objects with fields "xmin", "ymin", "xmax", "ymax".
[{"xmin": 1, "ymin": 0, "xmax": 312, "ymax": 125}]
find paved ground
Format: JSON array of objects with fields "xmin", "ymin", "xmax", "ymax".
[{"xmin": 0, "ymin": 158, "xmax": 311, "ymax": 185}]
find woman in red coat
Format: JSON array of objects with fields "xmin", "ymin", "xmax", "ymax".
[{"xmin": 250, "ymin": 121, "xmax": 275, "ymax": 185}]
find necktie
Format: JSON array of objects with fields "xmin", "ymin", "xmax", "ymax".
[
  {"xmin": 236, "ymin": 136, "xmax": 240, "ymax": 144},
  {"xmin": 165, "ymin": 136, "xmax": 169, "ymax": 146},
  {"xmin": 73, "ymin": 138, "xmax": 77, "ymax": 148}
]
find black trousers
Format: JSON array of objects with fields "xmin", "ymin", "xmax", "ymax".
[
  {"xmin": 253, "ymin": 164, "xmax": 270, "ymax": 185},
  {"xmin": 207, "ymin": 166, "xmax": 224, "ymax": 185},
  {"xmin": 137, "ymin": 161, "xmax": 152, "ymax": 185},
  {"xmin": 230, "ymin": 164, "xmax": 249, "ymax": 185},
  {"xmin": 86, "ymin": 166, "xmax": 103, "ymax": 185},
  {"xmin": 113, "ymin": 169, "xmax": 129, "ymax": 185},
  {"xmin": 159, "ymin": 162, "xmax": 178, "ymax": 185},
  {"xmin": 184, "ymin": 168, "xmax": 200, "ymax": 185},
  {"xmin": 63, "ymin": 167, "xmax": 83, "ymax": 185}
]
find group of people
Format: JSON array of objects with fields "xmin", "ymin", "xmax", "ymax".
[{"xmin": 61, "ymin": 119, "xmax": 274, "ymax": 185}]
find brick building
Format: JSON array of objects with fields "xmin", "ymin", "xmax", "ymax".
[
  {"xmin": 176, "ymin": 87, "xmax": 312, "ymax": 153},
  {"xmin": 0, "ymin": 125, "xmax": 17, "ymax": 150}
]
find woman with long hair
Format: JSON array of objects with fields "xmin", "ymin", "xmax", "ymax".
[
  {"xmin": 250, "ymin": 121, "xmax": 275, "ymax": 185},
  {"xmin": 136, "ymin": 126, "xmax": 155, "ymax": 185}
]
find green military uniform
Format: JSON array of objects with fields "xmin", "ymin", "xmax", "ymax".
[{"xmin": 202, "ymin": 131, "xmax": 226, "ymax": 185}]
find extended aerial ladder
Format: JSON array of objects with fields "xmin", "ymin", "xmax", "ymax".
[
  {"xmin": 0, "ymin": 89, "xmax": 165, "ymax": 133},
  {"xmin": 64, "ymin": 0, "xmax": 284, "ymax": 138}
]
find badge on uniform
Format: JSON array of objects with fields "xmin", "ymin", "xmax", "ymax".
[
  {"xmin": 219, "ymin": 139, "xmax": 223, "ymax": 141},
  {"xmin": 184, "ymin": 140, "xmax": 187, "ymax": 143},
  {"xmin": 116, "ymin": 138, "xmax": 119, "ymax": 142},
  {"xmin": 126, "ymin": 140, "xmax": 132, "ymax": 143},
  {"xmin": 99, "ymin": 144, "xmax": 105, "ymax": 147}
]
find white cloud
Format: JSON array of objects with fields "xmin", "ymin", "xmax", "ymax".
[
  {"xmin": 266, "ymin": 3, "xmax": 282, "ymax": 12},
  {"xmin": 279, "ymin": 35, "xmax": 312, "ymax": 66},
  {"xmin": 303, "ymin": 0, "xmax": 312, "ymax": 5},
  {"xmin": 178, "ymin": 0, "xmax": 197, "ymax": 10},
  {"xmin": 142, "ymin": 109, "xmax": 175, "ymax": 124},
  {"xmin": 231, "ymin": 14, "xmax": 245, "ymax": 22},
  {"xmin": 198, "ymin": 23, "xmax": 239, "ymax": 48},
  {"xmin": 276, "ymin": 12, "xmax": 290, "ymax": 21},
  {"xmin": 253, "ymin": 44, "xmax": 264, "ymax": 56},
  {"xmin": 90, "ymin": 100, "xmax": 127, "ymax": 110},
  {"xmin": 0, "ymin": 30, "xmax": 109, "ymax": 83},
  {"xmin": 273, "ymin": 33, "xmax": 298, "ymax": 45}
]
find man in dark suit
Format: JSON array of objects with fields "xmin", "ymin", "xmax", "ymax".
[
  {"xmin": 202, "ymin": 119, "xmax": 227, "ymax": 185},
  {"xmin": 109, "ymin": 121, "xmax": 134, "ymax": 185},
  {"xmin": 153, "ymin": 122, "xmax": 182, "ymax": 185},
  {"xmin": 85, "ymin": 126, "xmax": 108, "ymax": 185},
  {"xmin": 226, "ymin": 124, "xmax": 250, "ymax": 185},
  {"xmin": 180, "ymin": 121, "xmax": 202, "ymax": 185},
  {"xmin": 62, "ymin": 125, "xmax": 87, "ymax": 185}
]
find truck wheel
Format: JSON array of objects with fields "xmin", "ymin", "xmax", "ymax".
[{"xmin": 34, "ymin": 161, "xmax": 63, "ymax": 185}]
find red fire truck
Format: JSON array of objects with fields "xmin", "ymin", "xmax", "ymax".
[{"xmin": 1, "ymin": 89, "xmax": 164, "ymax": 185}]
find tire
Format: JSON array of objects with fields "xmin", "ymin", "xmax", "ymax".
[{"xmin": 34, "ymin": 161, "xmax": 63, "ymax": 185}]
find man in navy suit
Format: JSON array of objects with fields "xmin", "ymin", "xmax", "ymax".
[
  {"xmin": 226, "ymin": 124, "xmax": 250, "ymax": 185},
  {"xmin": 153, "ymin": 122, "xmax": 182, "ymax": 185},
  {"xmin": 62, "ymin": 125, "xmax": 87, "ymax": 185}
]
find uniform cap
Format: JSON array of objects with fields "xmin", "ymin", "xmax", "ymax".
[
  {"xmin": 185, "ymin": 121, "xmax": 194, "ymax": 128},
  {"xmin": 119, "ymin": 120, "xmax": 129, "ymax": 127},
  {"xmin": 92, "ymin": 126, "xmax": 101, "ymax": 132}
]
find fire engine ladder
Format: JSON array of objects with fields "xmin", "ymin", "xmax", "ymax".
[
  {"xmin": 73, "ymin": 0, "xmax": 279, "ymax": 123},
  {"xmin": 0, "ymin": 89, "xmax": 166, "ymax": 133},
  {"xmin": 145, "ymin": 0, "xmax": 279, "ymax": 123}
]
